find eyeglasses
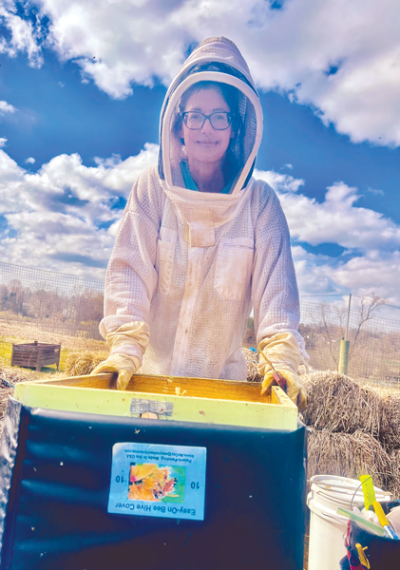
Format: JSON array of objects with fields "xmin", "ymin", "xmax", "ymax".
[{"xmin": 182, "ymin": 111, "xmax": 233, "ymax": 130}]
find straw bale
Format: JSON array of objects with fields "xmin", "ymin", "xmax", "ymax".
[
  {"xmin": 387, "ymin": 449, "xmax": 400, "ymax": 500},
  {"xmin": 379, "ymin": 393, "xmax": 400, "ymax": 451},
  {"xmin": 307, "ymin": 429, "xmax": 391, "ymax": 490},
  {"xmin": 302, "ymin": 370, "xmax": 381, "ymax": 436},
  {"xmin": 64, "ymin": 351, "xmax": 109, "ymax": 377},
  {"xmin": 242, "ymin": 347, "xmax": 262, "ymax": 382}
]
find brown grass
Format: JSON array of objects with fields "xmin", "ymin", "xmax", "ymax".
[
  {"xmin": 0, "ymin": 386, "xmax": 14, "ymax": 436},
  {"xmin": 0, "ymin": 357, "xmax": 66, "ymax": 439},
  {"xmin": 302, "ymin": 370, "xmax": 382, "ymax": 437},
  {"xmin": 0, "ymin": 320, "xmax": 106, "ymax": 352},
  {"xmin": 387, "ymin": 449, "xmax": 400, "ymax": 499},
  {"xmin": 242, "ymin": 347, "xmax": 262, "ymax": 382},
  {"xmin": 64, "ymin": 351, "xmax": 109, "ymax": 376},
  {"xmin": 0, "ymin": 358, "xmax": 39, "ymax": 384},
  {"xmin": 303, "ymin": 371, "xmax": 400, "ymax": 497},
  {"xmin": 378, "ymin": 392, "xmax": 400, "ymax": 451},
  {"xmin": 307, "ymin": 429, "xmax": 392, "ymax": 492}
]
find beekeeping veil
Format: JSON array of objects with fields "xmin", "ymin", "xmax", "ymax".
[{"xmin": 158, "ymin": 37, "xmax": 263, "ymax": 247}]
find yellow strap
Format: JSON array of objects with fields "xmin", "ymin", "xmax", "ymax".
[
  {"xmin": 355, "ymin": 544, "xmax": 370, "ymax": 569},
  {"xmin": 373, "ymin": 500, "xmax": 391, "ymax": 527},
  {"xmin": 360, "ymin": 475, "xmax": 376, "ymax": 511}
]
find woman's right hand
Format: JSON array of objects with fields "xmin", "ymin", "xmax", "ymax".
[
  {"xmin": 261, "ymin": 367, "xmax": 307, "ymax": 410},
  {"xmin": 91, "ymin": 354, "xmax": 138, "ymax": 390}
]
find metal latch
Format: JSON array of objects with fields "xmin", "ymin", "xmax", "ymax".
[{"xmin": 130, "ymin": 399, "xmax": 174, "ymax": 418}]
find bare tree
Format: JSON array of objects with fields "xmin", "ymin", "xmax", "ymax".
[
  {"xmin": 31, "ymin": 282, "xmax": 50, "ymax": 322},
  {"xmin": 317, "ymin": 303, "xmax": 346, "ymax": 366},
  {"xmin": 8, "ymin": 279, "xmax": 25, "ymax": 315},
  {"xmin": 310, "ymin": 295, "xmax": 387, "ymax": 372},
  {"xmin": 349, "ymin": 294, "xmax": 387, "ymax": 357},
  {"xmin": 0, "ymin": 285, "xmax": 9, "ymax": 311}
]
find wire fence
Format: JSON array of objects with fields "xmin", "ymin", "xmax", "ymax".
[
  {"xmin": 300, "ymin": 299, "xmax": 400, "ymax": 382},
  {"xmin": 0, "ymin": 261, "xmax": 104, "ymax": 340},
  {"xmin": 1, "ymin": 261, "xmax": 400, "ymax": 381}
]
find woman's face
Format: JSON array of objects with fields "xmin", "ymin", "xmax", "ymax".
[{"xmin": 179, "ymin": 87, "xmax": 234, "ymax": 167}]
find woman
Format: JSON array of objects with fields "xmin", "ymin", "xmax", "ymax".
[{"xmin": 92, "ymin": 37, "xmax": 308, "ymax": 407}]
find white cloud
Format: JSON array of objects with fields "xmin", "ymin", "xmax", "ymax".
[
  {"xmin": 0, "ymin": 143, "xmax": 158, "ymax": 278},
  {"xmin": 367, "ymin": 187, "xmax": 384, "ymax": 196},
  {"xmin": 25, "ymin": 157, "xmax": 35, "ymax": 164},
  {"xmin": 254, "ymin": 168, "xmax": 304, "ymax": 193},
  {"xmin": 0, "ymin": 138, "xmax": 7, "ymax": 148},
  {"xmin": 279, "ymin": 181, "xmax": 400, "ymax": 251},
  {"xmin": 253, "ymin": 168, "xmax": 400, "ymax": 303},
  {"xmin": 0, "ymin": 100, "xmax": 17, "ymax": 114},
  {"xmin": 1, "ymin": 0, "xmax": 399, "ymax": 145},
  {"xmin": 294, "ymin": 246, "xmax": 400, "ymax": 307},
  {"xmin": 0, "ymin": 4, "xmax": 42, "ymax": 67}
]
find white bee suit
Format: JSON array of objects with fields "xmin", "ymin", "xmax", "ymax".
[{"xmin": 100, "ymin": 37, "xmax": 307, "ymax": 381}]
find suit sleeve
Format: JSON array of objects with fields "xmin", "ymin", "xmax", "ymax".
[
  {"xmin": 99, "ymin": 168, "xmax": 162, "ymax": 339},
  {"xmin": 251, "ymin": 183, "xmax": 307, "ymax": 360}
]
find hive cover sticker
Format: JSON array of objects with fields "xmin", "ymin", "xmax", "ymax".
[{"xmin": 108, "ymin": 442, "xmax": 207, "ymax": 520}]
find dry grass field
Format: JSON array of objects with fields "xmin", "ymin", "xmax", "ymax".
[{"xmin": 0, "ymin": 318, "xmax": 107, "ymax": 371}]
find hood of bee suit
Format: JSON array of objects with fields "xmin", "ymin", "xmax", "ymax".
[{"xmin": 158, "ymin": 36, "xmax": 263, "ymax": 247}]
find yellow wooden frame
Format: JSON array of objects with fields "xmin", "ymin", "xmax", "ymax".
[{"xmin": 14, "ymin": 373, "xmax": 298, "ymax": 430}]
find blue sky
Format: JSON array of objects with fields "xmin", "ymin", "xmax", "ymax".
[
  {"xmin": 1, "ymin": 0, "xmax": 400, "ymax": 307},
  {"xmin": 3, "ymin": 51, "xmax": 400, "ymax": 222}
]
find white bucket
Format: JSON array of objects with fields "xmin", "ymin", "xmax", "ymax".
[{"xmin": 307, "ymin": 475, "xmax": 391, "ymax": 570}]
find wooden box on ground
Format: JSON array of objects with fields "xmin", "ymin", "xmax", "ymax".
[
  {"xmin": 14, "ymin": 372, "xmax": 298, "ymax": 430},
  {"xmin": 0, "ymin": 374, "xmax": 306, "ymax": 570},
  {"xmin": 11, "ymin": 341, "xmax": 61, "ymax": 371}
]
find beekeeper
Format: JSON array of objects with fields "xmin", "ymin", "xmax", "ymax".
[{"xmin": 92, "ymin": 37, "xmax": 308, "ymax": 407}]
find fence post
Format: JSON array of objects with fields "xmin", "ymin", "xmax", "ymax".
[
  {"xmin": 339, "ymin": 340, "xmax": 350, "ymax": 375},
  {"xmin": 339, "ymin": 294, "xmax": 352, "ymax": 375}
]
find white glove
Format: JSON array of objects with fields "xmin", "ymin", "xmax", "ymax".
[
  {"xmin": 261, "ymin": 365, "xmax": 306, "ymax": 410},
  {"xmin": 91, "ymin": 353, "xmax": 139, "ymax": 390},
  {"xmin": 258, "ymin": 332, "xmax": 307, "ymax": 409},
  {"xmin": 91, "ymin": 321, "xmax": 150, "ymax": 391}
]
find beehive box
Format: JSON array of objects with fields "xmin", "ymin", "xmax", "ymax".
[
  {"xmin": 1, "ymin": 374, "xmax": 306, "ymax": 570},
  {"xmin": 14, "ymin": 372, "xmax": 298, "ymax": 430},
  {"xmin": 11, "ymin": 341, "xmax": 61, "ymax": 371}
]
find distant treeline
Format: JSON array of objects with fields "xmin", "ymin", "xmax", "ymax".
[{"xmin": 0, "ymin": 279, "xmax": 104, "ymax": 326}]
